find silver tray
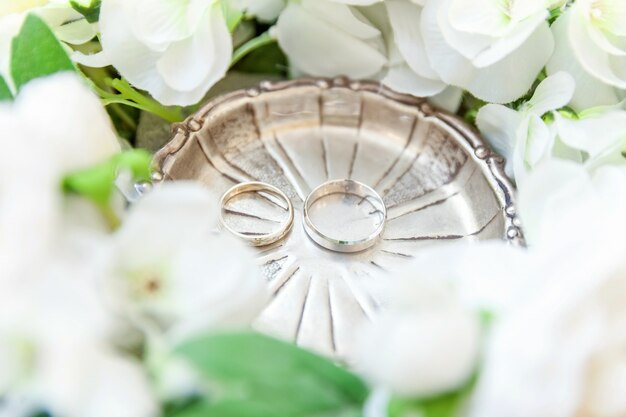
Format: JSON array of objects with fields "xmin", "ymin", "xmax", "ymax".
[{"xmin": 153, "ymin": 77, "xmax": 522, "ymax": 361}]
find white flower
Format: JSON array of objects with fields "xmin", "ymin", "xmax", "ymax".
[
  {"xmin": 553, "ymin": 106, "xmax": 626, "ymax": 169},
  {"xmin": 353, "ymin": 241, "xmax": 530, "ymax": 398},
  {"xmin": 104, "ymin": 182, "xmax": 270, "ymax": 342},
  {"xmin": 0, "ymin": 73, "xmax": 120, "ymax": 281},
  {"xmin": 0, "ymin": 239, "xmax": 157, "ymax": 417},
  {"xmin": 78, "ymin": 0, "xmax": 232, "ymax": 106},
  {"xmin": 274, "ymin": 0, "xmax": 462, "ymax": 110},
  {"xmin": 468, "ymin": 161, "xmax": 626, "ymax": 417},
  {"xmin": 518, "ymin": 160, "xmax": 626, "ymax": 246},
  {"xmin": 0, "ymin": 1, "xmax": 97, "ymax": 89},
  {"xmin": 355, "ymin": 307, "xmax": 480, "ymax": 397},
  {"xmin": 383, "ymin": 0, "xmax": 462, "ymax": 109},
  {"xmin": 0, "ymin": 73, "xmax": 153, "ymax": 417},
  {"xmin": 231, "ymin": 0, "xmax": 286, "ymax": 22},
  {"xmin": 275, "ymin": 0, "xmax": 387, "ymax": 79},
  {"xmin": 420, "ymin": 0, "xmax": 554, "ymax": 103},
  {"xmin": 547, "ymin": 0, "xmax": 626, "ymax": 110},
  {"xmin": 476, "ymin": 72, "xmax": 576, "ymax": 183}
]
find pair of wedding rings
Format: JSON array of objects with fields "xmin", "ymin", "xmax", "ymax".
[{"xmin": 219, "ymin": 179, "xmax": 386, "ymax": 253}]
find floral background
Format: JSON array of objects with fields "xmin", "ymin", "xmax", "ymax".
[{"xmin": 1, "ymin": 0, "xmax": 626, "ymax": 417}]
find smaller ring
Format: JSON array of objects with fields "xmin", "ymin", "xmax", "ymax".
[
  {"xmin": 219, "ymin": 181, "xmax": 294, "ymax": 247},
  {"xmin": 303, "ymin": 179, "xmax": 386, "ymax": 253}
]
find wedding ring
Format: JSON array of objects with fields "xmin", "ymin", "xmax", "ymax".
[
  {"xmin": 219, "ymin": 181, "xmax": 294, "ymax": 247},
  {"xmin": 303, "ymin": 179, "xmax": 386, "ymax": 253}
]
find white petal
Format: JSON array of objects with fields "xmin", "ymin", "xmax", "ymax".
[
  {"xmin": 422, "ymin": 0, "xmax": 553, "ymax": 103},
  {"xmin": 448, "ymin": 0, "xmax": 509, "ymax": 36},
  {"xmin": 516, "ymin": 159, "xmax": 590, "ymax": 245},
  {"xmin": 428, "ymin": 85, "xmax": 463, "ymax": 112},
  {"xmin": 276, "ymin": 2, "xmax": 387, "ymax": 78},
  {"xmin": 120, "ymin": 182, "xmax": 218, "ymax": 247},
  {"xmin": 238, "ymin": 0, "xmax": 286, "ymax": 22},
  {"xmin": 585, "ymin": 358, "xmax": 626, "ymax": 417},
  {"xmin": 520, "ymin": 114, "xmax": 552, "ymax": 166},
  {"xmin": 157, "ymin": 6, "xmax": 230, "ymax": 93},
  {"xmin": 587, "ymin": 25, "xmax": 626, "ymax": 57},
  {"xmin": 467, "ymin": 22, "xmax": 554, "ymax": 103},
  {"xmin": 302, "ymin": 0, "xmax": 382, "ymax": 39},
  {"xmin": 421, "ymin": 0, "xmax": 474, "ymax": 85},
  {"xmin": 509, "ymin": 0, "xmax": 551, "ymax": 21},
  {"xmin": 15, "ymin": 73, "xmax": 120, "ymax": 174},
  {"xmin": 130, "ymin": 0, "xmax": 193, "ymax": 51},
  {"xmin": 382, "ymin": 63, "xmax": 447, "ymax": 97},
  {"xmin": 40, "ymin": 344, "xmax": 157, "ymax": 417},
  {"xmin": 168, "ymin": 234, "xmax": 270, "ymax": 340},
  {"xmin": 438, "ymin": 0, "xmax": 494, "ymax": 61},
  {"xmin": 354, "ymin": 308, "xmax": 481, "ymax": 397},
  {"xmin": 386, "ymin": 0, "xmax": 440, "ymax": 79},
  {"xmin": 570, "ymin": 11, "xmax": 626, "ymax": 88},
  {"xmin": 472, "ymin": 12, "xmax": 548, "ymax": 68},
  {"xmin": 526, "ymin": 72, "xmax": 575, "ymax": 116},
  {"xmin": 72, "ymin": 50, "xmax": 111, "ymax": 67},
  {"xmin": 554, "ymin": 111, "xmax": 626, "ymax": 158},
  {"xmin": 597, "ymin": 0, "xmax": 626, "ymax": 36},
  {"xmin": 37, "ymin": 6, "xmax": 97, "ymax": 45},
  {"xmin": 547, "ymin": 12, "xmax": 621, "ymax": 109},
  {"xmin": 331, "ymin": 0, "xmax": 383, "ymax": 4},
  {"xmin": 476, "ymin": 104, "xmax": 523, "ymax": 176},
  {"xmin": 99, "ymin": 0, "xmax": 165, "ymax": 92}
]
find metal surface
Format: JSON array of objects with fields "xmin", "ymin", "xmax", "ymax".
[{"xmin": 154, "ymin": 77, "xmax": 523, "ymax": 362}]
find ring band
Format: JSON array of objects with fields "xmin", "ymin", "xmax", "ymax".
[
  {"xmin": 219, "ymin": 181, "xmax": 294, "ymax": 247},
  {"xmin": 303, "ymin": 179, "xmax": 386, "ymax": 253}
]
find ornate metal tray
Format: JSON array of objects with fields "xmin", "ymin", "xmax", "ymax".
[{"xmin": 153, "ymin": 77, "xmax": 522, "ymax": 361}]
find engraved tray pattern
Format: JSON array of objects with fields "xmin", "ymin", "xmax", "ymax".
[{"xmin": 154, "ymin": 77, "xmax": 522, "ymax": 361}]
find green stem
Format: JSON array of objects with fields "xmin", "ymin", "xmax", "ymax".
[
  {"xmin": 108, "ymin": 78, "xmax": 184, "ymax": 123},
  {"xmin": 109, "ymin": 103, "xmax": 138, "ymax": 131},
  {"xmin": 99, "ymin": 203, "xmax": 121, "ymax": 231},
  {"xmin": 230, "ymin": 31, "xmax": 275, "ymax": 68}
]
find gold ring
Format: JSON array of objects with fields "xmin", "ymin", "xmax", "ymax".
[{"xmin": 219, "ymin": 181, "xmax": 294, "ymax": 247}]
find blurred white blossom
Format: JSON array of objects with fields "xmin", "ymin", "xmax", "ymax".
[
  {"xmin": 518, "ymin": 160, "xmax": 626, "ymax": 246},
  {"xmin": 0, "ymin": 73, "xmax": 120, "ymax": 280},
  {"xmin": 353, "ymin": 242, "xmax": 530, "ymax": 398},
  {"xmin": 0, "ymin": 73, "xmax": 155, "ymax": 417},
  {"xmin": 77, "ymin": 0, "xmax": 232, "ymax": 106},
  {"xmin": 469, "ymin": 161, "xmax": 626, "ymax": 417},
  {"xmin": 547, "ymin": 0, "xmax": 626, "ymax": 110},
  {"xmin": 103, "ymin": 183, "xmax": 270, "ymax": 343}
]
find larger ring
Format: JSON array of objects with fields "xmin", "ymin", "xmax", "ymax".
[
  {"xmin": 219, "ymin": 181, "xmax": 294, "ymax": 247},
  {"xmin": 303, "ymin": 179, "xmax": 386, "ymax": 253}
]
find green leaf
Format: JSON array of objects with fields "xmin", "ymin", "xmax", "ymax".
[
  {"xmin": 0, "ymin": 75, "xmax": 13, "ymax": 101},
  {"xmin": 63, "ymin": 149, "xmax": 152, "ymax": 207},
  {"xmin": 11, "ymin": 14, "xmax": 75, "ymax": 91},
  {"xmin": 70, "ymin": 0, "xmax": 101, "ymax": 23},
  {"xmin": 388, "ymin": 376, "xmax": 477, "ymax": 417},
  {"xmin": 169, "ymin": 397, "xmax": 363, "ymax": 417},
  {"xmin": 175, "ymin": 332, "xmax": 369, "ymax": 417}
]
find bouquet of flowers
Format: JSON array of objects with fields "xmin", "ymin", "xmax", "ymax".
[{"xmin": 1, "ymin": 1, "xmax": 625, "ymax": 417}]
